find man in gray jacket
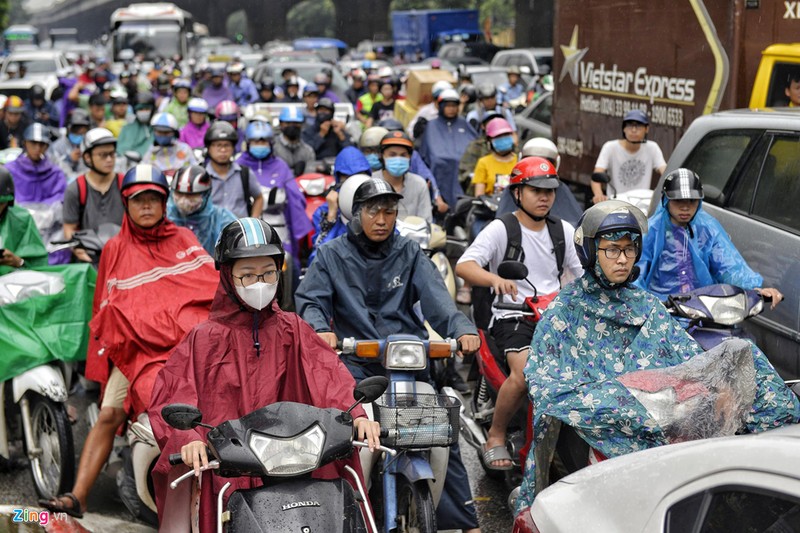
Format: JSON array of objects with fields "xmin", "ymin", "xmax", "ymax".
[{"xmin": 295, "ymin": 177, "xmax": 481, "ymax": 533}]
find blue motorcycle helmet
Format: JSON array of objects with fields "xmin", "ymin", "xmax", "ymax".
[{"xmin": 121, "ymin": 164, "xmax": 170, "ymax": 202}]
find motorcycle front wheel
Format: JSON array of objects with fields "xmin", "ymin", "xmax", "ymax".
[
  {"xmin": 397, "ymin": 479, "xmax": 436, "ymax": 533},
  {"xmin": 26, "ymin": 395, "xmax": 75, "ymax": 499}
]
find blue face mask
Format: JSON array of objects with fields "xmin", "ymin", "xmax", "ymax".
[
  {"xmin": 68, "ymin": 133, "xmax": 84, "ymax": 146},
  {"xmin": 384, "ymin": 156, "xmax": 410, "ymax": 177},
  {"xmin": 491, "ymin": 136, "xmax": 515, "ymax": 153},
  {"xmin": 154, "ymin": 134, "xmax": 173, "ymax": 146},
  {"xmin": 366, "ymin": 153, "xmax": 382, "ymax": 170},
  {"xmin": 249, "ymin": 145, "xmax": 271, "ymax": 159}
]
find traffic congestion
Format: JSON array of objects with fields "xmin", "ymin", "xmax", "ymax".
[{"xmin": 1, "ymin": 1, "xmax": 800, "ymax": 532}]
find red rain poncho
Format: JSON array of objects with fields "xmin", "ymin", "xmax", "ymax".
[
  {"xmin": 148, "ymin": 271, "xmax": 367, "ymax": 533},
  {"xmin": 86, "ymin": 213, "xmax": 218, "ymax": 417}
]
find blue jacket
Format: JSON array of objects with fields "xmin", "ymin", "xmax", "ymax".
[
  {"xmin": 635, "ymin": 201, "xmax": 763, "ymax": 299},
  {"xmin": 418, "ymin": 116, "xmax": 478, "ymax": 207},
  {"xmin": 230, "ymin": 77, "xmax": 260, "ymax": 107},
  {"xmin": 166, "ymin": 195, "xmax": 237, "ymax": 256},
  {"xmin": 296, "ymin": 229, "xmax": 476, "ymax": 341}
]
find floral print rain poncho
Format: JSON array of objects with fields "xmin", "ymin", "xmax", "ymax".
[{"xmin": 516, "ymin": 272, "xmax": 800, "ymax": 511}]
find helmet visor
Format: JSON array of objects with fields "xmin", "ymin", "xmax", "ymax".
[{"xmin": 576, "ymin": 200, "xmax": 648, "ymax": 241}]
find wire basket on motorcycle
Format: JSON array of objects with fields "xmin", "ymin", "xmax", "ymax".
[{"xmin": 374, "ymin": 392, "xmax": 460, "ymax": 448}]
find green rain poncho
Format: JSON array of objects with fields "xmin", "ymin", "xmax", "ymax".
[{"xmin": 0, "ymin": 204, "xmax": 96, "ymax": 381}]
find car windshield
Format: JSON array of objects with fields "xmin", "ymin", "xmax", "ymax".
[
  {"xmin": 471, "ymin": 70, "xmax": 531, "ymax": 89},
  {"xmin": 4, "ymin": 59, "xmax": 58, "ymax": 75},
  {"xmin": 268, "ymin": 64, "xmax": 348, "ymax": 96},
  {"xmin": 115, "ymin": 23, "xmax": 181, "ymax": 60}
]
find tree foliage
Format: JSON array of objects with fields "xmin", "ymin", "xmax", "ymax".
[{"xmin": 287, "ymin": 0, "xmax": 336, "ymax": 38}]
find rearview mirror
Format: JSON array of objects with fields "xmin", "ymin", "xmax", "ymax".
[
  {"xmin": 354, "ymin": 376, "xmax": 389, "ymax": 404},
  {"xmin": 498, "ymin": 260, "xmax": 528, "ymax": 280},
  {"xmin": 162, "ymin": 404, "xmax": 204, "ymax": 431}
]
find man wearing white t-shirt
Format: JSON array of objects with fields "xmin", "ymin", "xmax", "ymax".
[
  {"xmin": 591, "ymin": 109, "xmax": 666, "ymax": 204},
  {"xmin": 456, "ymin": 157, "xmax": 583, "ymax": 470}
]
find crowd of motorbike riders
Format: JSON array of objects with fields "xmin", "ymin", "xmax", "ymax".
[{"xmin": 1, "ymin": 48, "xmax": 799, "ymax": 531}]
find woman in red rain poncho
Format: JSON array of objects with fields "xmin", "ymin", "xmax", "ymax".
[
  {"xmin": 40, "ymin": 164, "xmax": 218, "ymax": 519},
  {"xmin": 148, "ymin": 217, "xmax": 381, "ymax": 533}
]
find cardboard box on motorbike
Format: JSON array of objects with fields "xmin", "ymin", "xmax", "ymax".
[{"xmin": 405, "ymin": 69, "xmax": 456, "ymax": 108}]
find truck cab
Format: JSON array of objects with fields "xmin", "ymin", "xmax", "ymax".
[{"xmin": 749, "ymin": 44, "xmax": 800, "ymax": 108}]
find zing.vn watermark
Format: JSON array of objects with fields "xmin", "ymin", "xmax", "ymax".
[{"xmin": 11, "ymin": 508, "xmax": 67, "ymax": 526}]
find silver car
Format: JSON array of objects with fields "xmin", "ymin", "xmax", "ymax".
[
  {"xmin": 650, "ymin": 108, "xmax": 800, "ymax": 379},
  {"xmin": 513, "ymin": 415, "xmax": 800, "ymax": 532}
]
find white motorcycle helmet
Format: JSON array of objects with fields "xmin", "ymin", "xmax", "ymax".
[
  {"xmin": 338, "ymin": 173, "xmax": 373, "ymax": 222},
  {"xmin": 521, "ymin": 137, "xmax": 561, "ymax": 171}
]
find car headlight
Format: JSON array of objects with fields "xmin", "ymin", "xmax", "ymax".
[
  {"xmin": 385, "ymin": 341, "xmax": 426, "ymax": 370},
  {"xmin": 248, "ymin": 424, "xmax": 325, "ymax": 476},
  {"xmin": 699, "ymin": 294, "xmax": 747, "ymax": 325}
]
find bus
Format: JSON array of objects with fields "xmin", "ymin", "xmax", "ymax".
[
  {"xmin": 2, "ymin": 25, "xmax": 39, "ymax": 54},
  {"xmin": 109, "ymin": 3, "xmax": 194, "ymax": 61}
]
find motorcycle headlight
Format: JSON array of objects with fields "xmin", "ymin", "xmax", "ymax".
[
  {"xmin": 676, "ymin": 303, "xmax": 708, "ymax": 321},
  {"xmin": 698, "ymin": 294, "xmax": 747, "ymax": 326},
  {"xmin": 385, "ymin": 341, "xmax": 426, "ymax": 370},
  {"xmin": 399, "ymin": 227, "xmax": 430, "ymax": 248},
  {"xmin": 248, "ymin": 424, "xmax": 325, "ymax": 476},
  {"xmin": 298, "ymin": 177, "xmax": 328, "ymax": 197}
]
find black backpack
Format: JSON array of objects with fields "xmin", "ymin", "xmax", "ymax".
[{"xmin": 472, "ymin": 212, "xmax": 566, "ymax": 330}]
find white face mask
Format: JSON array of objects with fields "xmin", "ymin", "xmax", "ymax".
[{"xmin": 235, "ymin": 281, "xmax": 278, "ymax": 310}]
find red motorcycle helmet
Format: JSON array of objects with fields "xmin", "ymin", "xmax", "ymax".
[{"xmin": 509, "ymin": 157, "xmax": 560, "ymax": 190}]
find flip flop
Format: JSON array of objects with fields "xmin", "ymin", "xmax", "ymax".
[
  {"xmin": 38, "ymin": 492, "xmax": 84, "ymax": 519},
  {"xmin": 482, "ymin": 444, "xmax": 514, "ymax": 471}
]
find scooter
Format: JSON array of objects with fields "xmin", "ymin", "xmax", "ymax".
[
  {"xmin": 163, "ymin": 376, "xmax": 394, "ymax": 533},
  {"xmin": 455, "ymin": 261, "xmax": 562, "ymax": 486},
  {"xmin": 342, "ymin": 336, "xmax": 460, "ymax": 533},
  {"xmin": 50, "ymin": 223, "xmax": 121, "ymax": 268},
  {"xmin": 296, "ymin": 161, "xmax": 336, "ymax": 219},
  {"xmin": 666, "ymin": 283, "xmax": 769, "ymax": 350},
  {"xmin": 0, "ymin": 269, "xmax": 74, "ymax": 500}
]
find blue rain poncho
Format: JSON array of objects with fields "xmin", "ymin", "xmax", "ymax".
[
  {"xmin": 516, "ymin": 271, "xmax": 800, "ymax": 512},
  {"xmin": 166, "ymin": 194, "xmax": 237, "ymax": 256},
  {"xmin": 635, "ymin": 201, "xmax": 762, "ymax": 299}
]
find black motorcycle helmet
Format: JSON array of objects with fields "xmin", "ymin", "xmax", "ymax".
[
  {"xmin": 214, "ymin": 218, "xmax": 285, "ymax": 270},
  {"xmin": 69, "ymin": 108, "xmax": 92, "ymax": 128},
  {"xmin": 30, "ymin": 84, "xmax": 46, "ymax": 101},
  {"xmin": 259, "ymin": 78, "xmax": 275, "ymax": 92},
  {"xmin": 662, "ymin": 168, "xmax": 704, "ymax": 202},
  {"xmin": 204, "ymin": 121, "xmax": 238, "ymax": 148},
  {"xmin": 135, "ymin": 92, "xmax": 155, "ymax": 109},
  {"xmin": 0, "ymin": 166, "xmax": 15, "ymax": 206},
  {"xmin": 352, "ymin": 177, "xmax": 403, "ymax": 216}
]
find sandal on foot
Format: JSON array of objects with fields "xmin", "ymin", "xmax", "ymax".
[
  {"xmin": 482, "ymin": 444, "xmax": 513, "ymax": 471},
  {"xmin": 38, "ymin": 492, "xmax": 84, "ymax": 518}
]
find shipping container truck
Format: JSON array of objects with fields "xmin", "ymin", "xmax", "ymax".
[
  {"xmin": 552, "ymin": 0, "xmax": 800, "ymax": 192},
  {"xmin": 392, "ymin": 9, "xmax": 483, "ymax": 59}
]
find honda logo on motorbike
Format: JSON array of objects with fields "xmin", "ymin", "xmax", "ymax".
[{"xmin": 281, "ymin": 501, "xmax": 321, "ymax": 511}]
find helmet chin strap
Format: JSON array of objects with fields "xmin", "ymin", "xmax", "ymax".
[
  {"xmin": 623, "ymin": 131, "xmax": 648, "ymax": 144},
  {"xmin": 513, "ymin": 188, "xmax": 547, "ymax": 222}
]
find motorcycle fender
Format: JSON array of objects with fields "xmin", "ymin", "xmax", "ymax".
[
  {"xmin": 431, "ymin": 252, "xmax": 456, "ymax": 299},
  {"xmin": 427, "ymin": 446, "xmax": 449, "ymax": 507},
  {"xmin": 12, "ymin": 365, "xmax": 67, "ymax": 403},
  {"xmin": 392, "ymin": 453, "xmax": 435, "ymax": 484},
  {"xmin": 132, "ymin": 438, "xmax": 160, "ymax": 513}
]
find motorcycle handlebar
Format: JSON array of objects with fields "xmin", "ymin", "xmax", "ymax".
[
  {"xmin": 493, "ymin": 302, "xmax": 529, "ymax": 312},
  {"xmin": 168, "ymin": 453, "xmax": 183, "ymax": 466}
]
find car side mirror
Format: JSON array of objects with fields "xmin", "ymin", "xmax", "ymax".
[
  {"xmin": 162, "ymin": 404, "xmax": 204, "ymax": 431},
  {"xmin": 704, "ymin": 184, "xmax": 725, "ymax": 204}
]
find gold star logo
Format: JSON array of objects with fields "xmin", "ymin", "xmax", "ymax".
[{"xmin": 560, "ymin": 25, "xmax": 589, "ymax": 85}]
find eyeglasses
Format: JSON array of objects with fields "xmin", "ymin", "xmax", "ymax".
[
  {"xmin": 93, "ymin": 151, "xmax": 116, "ymax": 160},
  {"xmin": 623, "ymin": 122, "xmax": 645, "ymax": 130},
  {"xmin": 233, "ymin": 270, "xmax": 279, "ymax": 286},
  {"xmin": 363, "ymin": 206, "xmax": 398, "ymax": 219},
  {"xmin": 598, "ymin": 246, "xmax": 637, "ymax": 259}
]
